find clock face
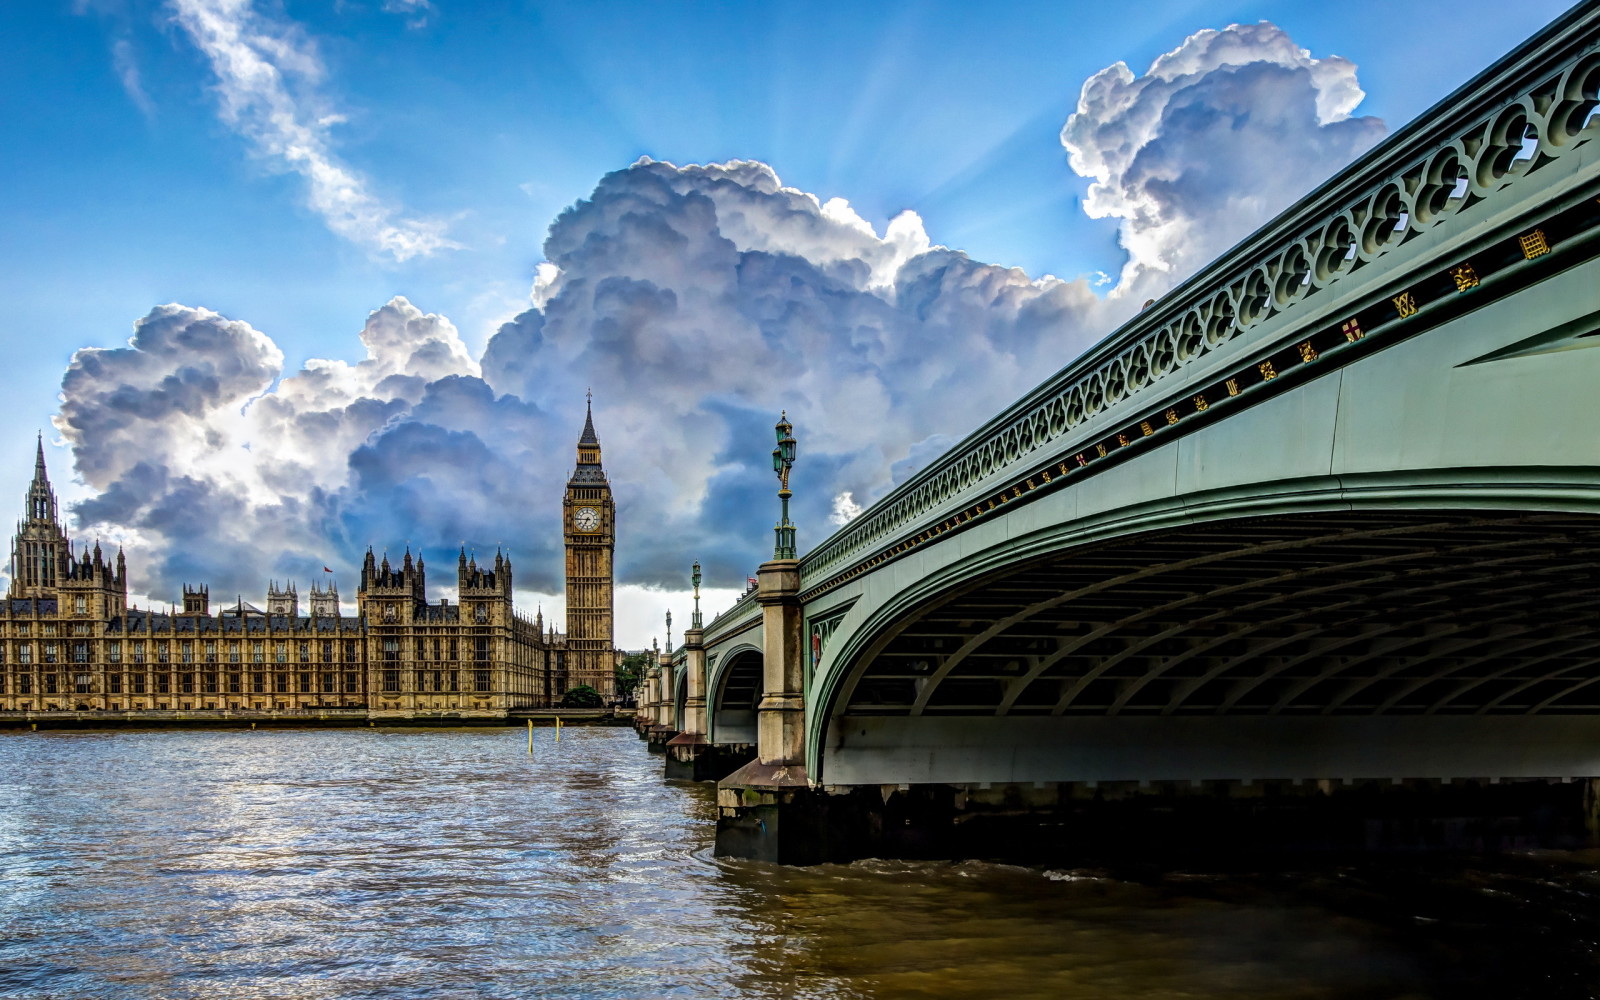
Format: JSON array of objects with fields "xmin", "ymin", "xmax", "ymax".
[{"xmin": 574, "ymin": 506, "xmax": 601, "ymax": 532}]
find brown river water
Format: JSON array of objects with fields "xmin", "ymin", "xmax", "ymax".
[{"xmin": 1, "ymin": 727, "xmax": 1598, "ymax": 999}]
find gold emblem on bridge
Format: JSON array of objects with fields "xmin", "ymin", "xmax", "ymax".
[
  {"xmin": 1297, "ymin": 341, "xmax": 1319, "ymax": 362},
  {"xmin": 1075, "ymin": 453, "xmax": 1088, "ymax": 467},
  {"xmin": 1165, "ymin": 409, "xmax": 1179, "ymax": 426},
  {"xmin": 1225, "ymin": 378, "xmax": 1240, "ymax": 397},
  {"xmin": 1448, "ymin": 263, "xmax": 1479, "ymax": 292},
  {"xmin": 1095, "ymin": 443, "xmax": 1107, "ymax": 457},
  {"xmin": 1342, "ymin": 318, "xmax": 1363, "ymax": 342},
  {"xmin": 1140, "ymin": 421, "xmax": 1154, "ymax": 437},
  {"xmin": 1193, "ymin": 394, "xmax": 1208, "ymax": 411},
  {"xmin": 1116, "ymin": 433, "xmax": 1130, "ymax": 448},
  {"xmin": 1519, "ymin": 229, "xmax": 1550, "ymax": 259},
  {"xmin": 1392, "ymin": 291, "xmax": 1418, "ymax": 318},
  {"xmin": 1041, "ymin": 469, "xmax": 1052, "ymax": 482}
]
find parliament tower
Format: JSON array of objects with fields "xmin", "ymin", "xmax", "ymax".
[{"xmin": 563, "ymin": 396, "xmax": 616, "ymax": 697}]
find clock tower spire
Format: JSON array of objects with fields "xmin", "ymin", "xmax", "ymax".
[{"xmin": 563, "ymin": 391, "xmax": 615, "ymax": 699}]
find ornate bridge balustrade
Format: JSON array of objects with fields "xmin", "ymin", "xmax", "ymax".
[{"xmin": 688, "ymin": 6, "xmax": 1600, "ymax": 863}]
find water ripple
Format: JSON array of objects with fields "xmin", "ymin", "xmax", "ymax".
[{"xmin": 2, "ymin": 729, "xmax": 1597, "ymax": 998}]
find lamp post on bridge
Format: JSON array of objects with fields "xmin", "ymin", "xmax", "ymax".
[
  {"xmin": 665, "ymin": 558, "xmax": 720, "ymax": 779},
  {"xmin": 691, "ymin": 561, "xmax": 702, "ymax": 629},
  {"xmin": 711, "ymin": 409, "xmax": 815, "ymax": 860},
  {"xmin": 772, "ymin": 412, "xmax": 797, "ymax": 560}
]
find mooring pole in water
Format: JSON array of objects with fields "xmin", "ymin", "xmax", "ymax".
[
  {"xmin": 527, "ymin": 718, "xmax": 533, "ymax": 754},
  {"xmin": 556, "ymin": 715, "xmax": 561, "ymax": 742},
  {"xmin": 251, "ymin": 722, "xmax": 256, "ymax": 731}
]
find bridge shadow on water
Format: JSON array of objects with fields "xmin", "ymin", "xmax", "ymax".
[{"xmin": 709, "ymin": 846, "xmax": 1600, "ymax": 1000}]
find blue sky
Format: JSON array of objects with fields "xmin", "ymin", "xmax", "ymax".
[{"xmin": 0, "ymin": 0, "xmax": 1578, "ymax": 645}]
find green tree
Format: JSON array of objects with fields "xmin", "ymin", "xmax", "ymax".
[
  {"xmin": 561, "ymin": 684, "xmax": 603, "ymax": 708},
  {"xmin": 615, "ymin": 651, "xmax": 652, "ymax": 700}
]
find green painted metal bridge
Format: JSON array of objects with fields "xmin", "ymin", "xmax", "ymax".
[{"xmin": 638, "ymin": 6, "xmax": 1600, "ymax": 862}]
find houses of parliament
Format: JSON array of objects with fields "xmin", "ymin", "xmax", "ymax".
[{"xmin": 0, "ymin": 405, "xmax": 618, "ymax": 717}]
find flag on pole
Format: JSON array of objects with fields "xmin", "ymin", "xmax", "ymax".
[{"xmin": 323, "ymin": 566, "xmax": 333, "ymax": 573}]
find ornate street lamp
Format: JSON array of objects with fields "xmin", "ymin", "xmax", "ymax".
[
  {"xmin": 691, "ymin": 561, "xmax": 703, "ymax": 628},
  {"xmin": 665, "ymin": 609, "xmax": 673, "ymax": 652},
  {"xmin": 772, "ymin": 411, "xmax": 798, "ymax": 559}
]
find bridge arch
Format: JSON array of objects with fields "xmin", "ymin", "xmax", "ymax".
[
  {"xmin": 671, "ymin": 665, "xmax": 687, "ymax": 733},
  {"xmin": 807, "ymin": 474, "xmax": 1600, "ymax": 786},
  {"xmin": 707, "ymin": 643, "xmax": 763, "ymax": 745}
]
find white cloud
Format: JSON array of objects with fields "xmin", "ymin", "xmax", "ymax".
[
  {"xmin": 830, "ymin": 492, "xmax": 863, "ymax": 526},
  {"xmin": 168, "ymin": 0, "xmax": 457, "ymax": 260},
  {"xmin": 52, "ymin": 22, "xmax": 1387, "ymax": 646},
  {"xmin": 382, "ymin": 0, "xmax": 434, "ymax": 28},
  {"xmin": 111, "ymin": 37, "xmax": 155, "ymax": 116},
  {"xmin": 1062, "ymin": 21, "xmax": 1384, "ymax": 298}
]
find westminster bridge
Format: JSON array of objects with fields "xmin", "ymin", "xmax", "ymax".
[{"xmin": 638, "ymin": 7, "xmax": 1600, "ymax": 862}]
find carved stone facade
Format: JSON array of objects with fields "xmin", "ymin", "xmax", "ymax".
[{"xmin": 0, "ymin": 438, "xmax": 568, "ymax": 716}]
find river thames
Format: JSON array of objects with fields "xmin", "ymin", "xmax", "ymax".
[{"xmin": 2, "ymin": 727, "xmax": 1598, "ymax": 999}]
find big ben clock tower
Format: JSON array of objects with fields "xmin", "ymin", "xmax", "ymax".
[{"xmin": 564, "ymin": 393, "xmax": 616, "ymax": 698}]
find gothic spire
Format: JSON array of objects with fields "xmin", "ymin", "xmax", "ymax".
[
  {"xmin": 33, "ymin": 432, "xmax": 48, "ymax": 487},
  {"xmin": 24, "ymin": 431, "xmax": 58, "ymax": 526},
  {"xmin": 579, "ymin": 389, "xmax": 599, "ymax": 446},
  {"xmin": 570, "ymin": 392, "xmax": 606, "ymax": 484}
]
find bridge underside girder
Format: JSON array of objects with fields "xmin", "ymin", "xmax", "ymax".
[
  {"xmin": 822, "ymin": 510, "xmax": 1600, "ymax": 787},
  {"xmin": 840, "ymin": 511, "xmax": 1600, "ymax": 720}
]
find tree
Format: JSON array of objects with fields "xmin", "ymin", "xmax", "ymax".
[
  {"xmin": 615, "ymin": 651, "xmax": 653, "ymax": 701},
  {"xmin": 561, "ymin": 684, "xmax": 603, "ymax": 708}
]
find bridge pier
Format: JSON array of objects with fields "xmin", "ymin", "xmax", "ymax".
[
  {"xmin": 665, "ymin": 627, "xmax": 709, "ymax": 778},
  {"xmin": 664, "ymin": 627, "xmax": 757, "ymax": 781},
  {"xmin": 636, "ymin": 659, "xmax": 663, "ymax": 744},
  {"xmin": 645, "ymin": 649, "xmax": 678, "ymax": 753},
  {"xmin": 716, "ymin": 559, "xmax": 811, "ymax": 857}
]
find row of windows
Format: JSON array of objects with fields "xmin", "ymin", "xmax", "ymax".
[
  {"xmin": 380, "ymin": 668, "xmax": 493, "ymax": 693},
  {"xmin": 0, "ymin": 665, "xmax": 516, "ymax": 694},
  {"xmin": 0, "ymin": 638, "xmax": 510, "ymax": 660},
  {"xmin": 0, "ymin": 671, "xmax": 364, "ymax": 695},
  {"xmin": 0, "ymin": 640, "xmax": 365, "ymax": 664}
]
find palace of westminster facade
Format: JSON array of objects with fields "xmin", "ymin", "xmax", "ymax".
[{"xmin": 0, "ymin": 405, "xmax": 618, "ymax": 717}]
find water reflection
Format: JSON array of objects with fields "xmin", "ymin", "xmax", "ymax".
[{"xmin": 0, "ymin": 728, "xmax": 1595, "ymax": 999}]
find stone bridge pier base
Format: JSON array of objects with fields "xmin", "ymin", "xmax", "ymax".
[
  {"xmin": 664, "ymin": 627, "xmax": 747, "ymax": 780},
  {"xmin": 633, "ymin": 663, "xmax": 657, "ymax": 740},
  {"xmin": 718, "ymin": 775, "xmax": 1600, "ymax": 866},
  {"xmin": 645, "ymin": 652, "xmax": 677, "ymax": 754},
  {"xmin": 715, "ymin": 559, "xmax": 816, "ymax": 860}
]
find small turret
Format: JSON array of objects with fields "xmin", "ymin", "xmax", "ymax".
[
  {"xmin": 266, "ymin": 580, "xmax": 298, "ymax": 617},
  {"xmin": 183, "ymin": 584, "xmax": 210, "ymax": 616},
  {"xmin": 310, "ymin": 578, "xmax": 339, "ymax": 618}
]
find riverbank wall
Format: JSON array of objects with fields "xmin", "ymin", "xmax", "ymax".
[{"xmin": 0, "ymin": 708, "xmax": 636, "ymax": 730}]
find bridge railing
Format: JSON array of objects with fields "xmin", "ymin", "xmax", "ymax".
[{"xmin": 797, "ymin": 5, "xmax": 1600, "ymax": 588}]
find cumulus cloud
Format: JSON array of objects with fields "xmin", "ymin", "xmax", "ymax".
[
  {"xmin": 51, "ymin": 22, "xmax": 1386, "ymax": 624},
  {"xmin": 830, "ymin": 492, "xmax": 864, "ymax": 526},
  {"xmin": 169, "ymin": 0, "xmax": 456, "ymax": 260},
  {"xmin": 1062, "ymin": 21, "xmax": 1385, "ymax": 297}
]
